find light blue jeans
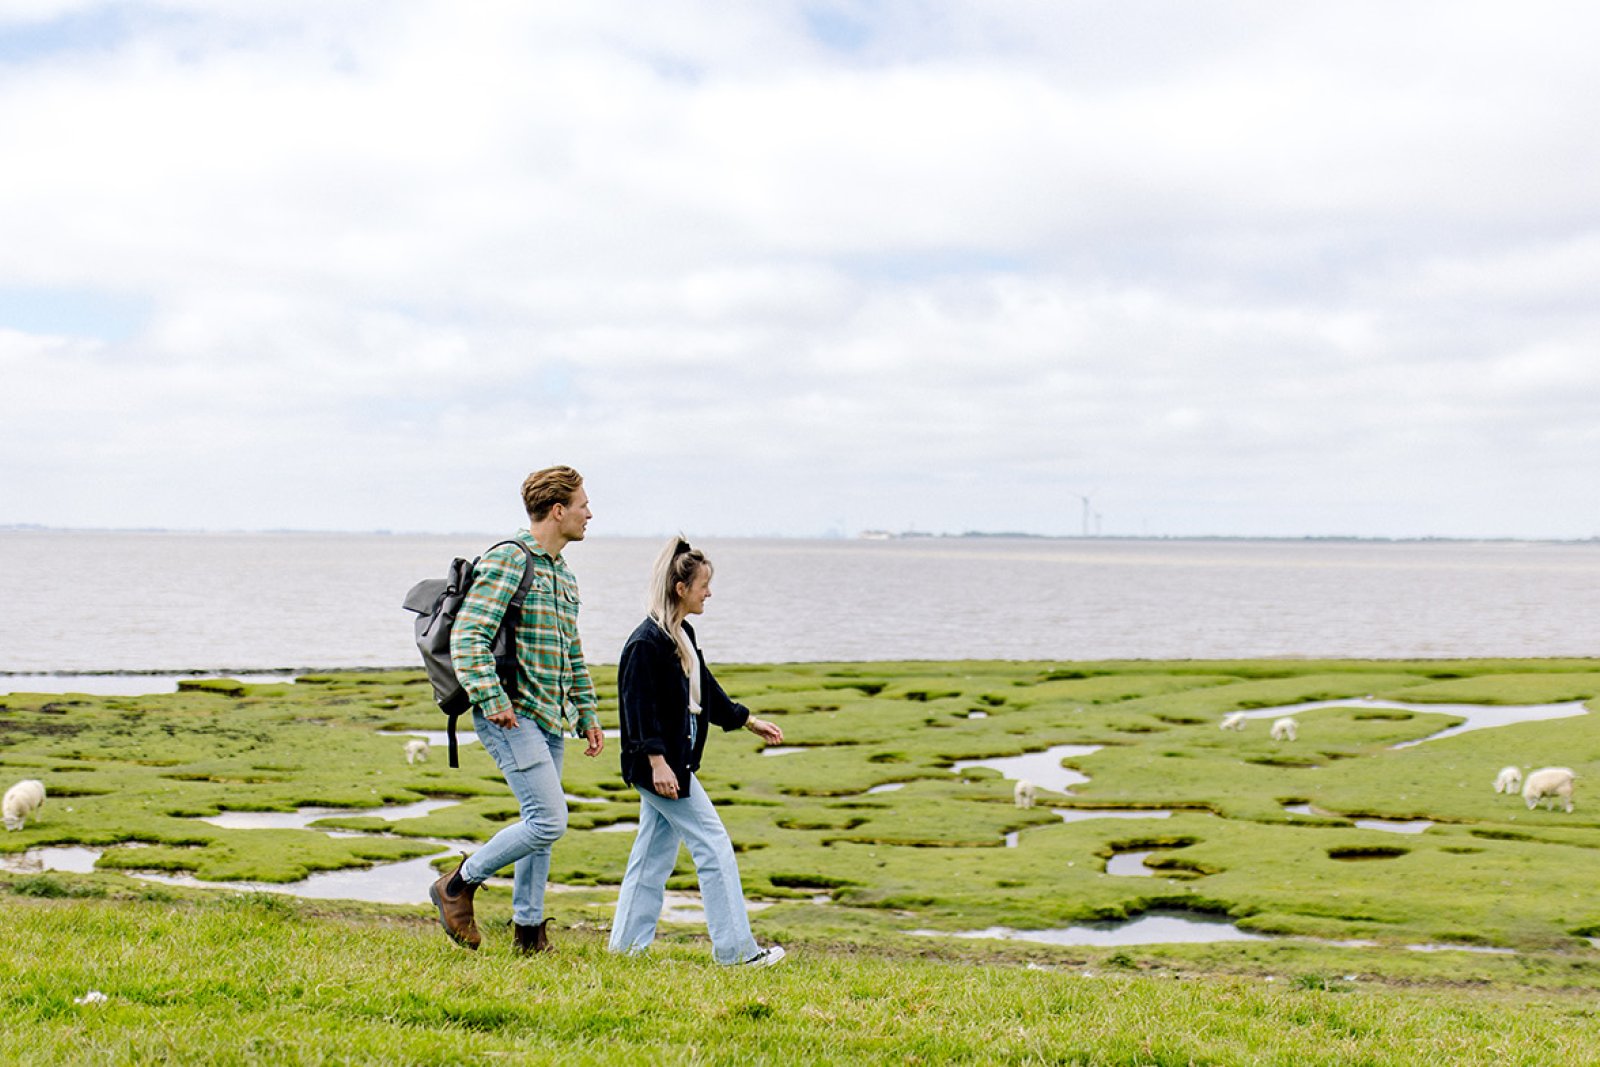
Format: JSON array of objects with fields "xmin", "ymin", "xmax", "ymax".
[
  {"xmin": 608, "ymin": 739, "xmax": 759, "ymax": 964},
  {"xmin": 462, "ymin": 711, "xmax": 567, "ymax": 927}
]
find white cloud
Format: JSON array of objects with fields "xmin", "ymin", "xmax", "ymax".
[{"xmin": 2, "ymin": 2, "xmax": 1598, "ymax": 538}]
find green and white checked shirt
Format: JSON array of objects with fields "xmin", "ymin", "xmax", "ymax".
[{"xmin": 449, "ymin": 532, "xmax": 599, "ymax": 735}]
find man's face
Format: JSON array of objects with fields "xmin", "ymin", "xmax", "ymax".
[{"xmin": 555, "ymin": 487, "xmax": 592, "ymax": 542}]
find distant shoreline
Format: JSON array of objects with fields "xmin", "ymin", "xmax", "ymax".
[{"xmin": 3, "ymin": 525, "xmax": 1597, "ymax": 546}]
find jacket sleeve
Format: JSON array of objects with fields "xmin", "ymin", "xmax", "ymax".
[
  {"xmin": 449, "ymin": 546, "xmax": 523, "ymax": 718},
  {"xmin": 618, "ymin": 637, "xmax": 669, "ymax": 757},
  {"xmin": 702, "ymin": 663, "xmax": 751, "ymax": 733}
]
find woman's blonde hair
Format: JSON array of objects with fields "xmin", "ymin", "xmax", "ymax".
[{"xmin": 647, "ymin": 535, "xmax": 711, "ymax": 675}]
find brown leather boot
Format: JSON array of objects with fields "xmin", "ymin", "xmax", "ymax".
[
  {"xmin": 428, "ymin": 854, "xmax": 481, "ymax": 950},
  {"xmin": 513, "ymin": 917, "xmax": 553, "ymax": 955}
]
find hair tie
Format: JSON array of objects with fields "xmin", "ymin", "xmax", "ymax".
[{"xmin": 673, "ymin": 538, "xmax": 691, "ymax": 557}]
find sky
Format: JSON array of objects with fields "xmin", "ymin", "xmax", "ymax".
[{"xmin": 2, "ymin": 1, "xmax": 1597, "ymax": 540}]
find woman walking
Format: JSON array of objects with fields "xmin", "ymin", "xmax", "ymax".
[{"xmin": 609, "ymin": 537, "xmax": 787, "ymax": 966}]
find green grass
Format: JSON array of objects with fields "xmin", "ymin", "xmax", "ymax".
[
  {"xmin": 4, "ymin": 892, "xmax": 1600, "ymax": 1065},
  {"xmin": 6, "ymin": 658, "xmax": 1600, "ymax": 1061}
]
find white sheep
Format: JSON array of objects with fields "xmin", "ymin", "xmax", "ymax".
[
  {"xmin": 3, "ymin": 779, "xmax": 46, "ymax": 831},
  {"xmin": 1493, "ymin": 766, "xmax": 1522, "ymax": 794},
  {"xmin": 1219, "ymin": 712, "xmax": 1247, "ymax": 731},
  {"xmin": 1522, "ymin": 767, "xmax": 1577, "ymax": 813},
  {"xmin": 404, "ymin": 738, "xmax": 430, "ymax": 765},
  {"xmin": 1013, "ymin": 779, "xmax": 1036, "ymax": 809},
  {"xmin": 1270, "ymin": 718, "xmax": 1298, "ymax": 742}
]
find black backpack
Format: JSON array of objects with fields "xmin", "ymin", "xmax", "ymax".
[{"xmin": 402, "ymin": 540, "xmax": 534, "ymax": 766}]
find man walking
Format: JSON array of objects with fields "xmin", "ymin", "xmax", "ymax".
[{"xmin": 429, "ymin": 465, "xmax": 606, "ymax": 953}]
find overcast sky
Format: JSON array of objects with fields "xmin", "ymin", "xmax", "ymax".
[{"xmin": 2, "ymin": 2, "xmax": 1597, "ymax": 540}]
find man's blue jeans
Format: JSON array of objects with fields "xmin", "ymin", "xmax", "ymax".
[
  {"xmin": 461, "ymin": 711, "xmax": 567, "ymax": 927},
  {"xmin": 608, "ymin": 767, "xmax": 759, "ymax": 965}
]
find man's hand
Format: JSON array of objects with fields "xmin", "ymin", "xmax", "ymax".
[
  {"xmin": 487, "ymin": 707, "xmax": 519, "ymax": 729},
  {"xmin": 745, "ymin": 717, "xmax": 783, "ymax": 745},
  {"xmin": 583, "ymin": 726, "xmax": 605, "ymax": 757}
]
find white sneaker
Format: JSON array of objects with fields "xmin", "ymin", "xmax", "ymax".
[{"xmin": 738, "ymin": 945, "xmax": 786, "ymax": 968}]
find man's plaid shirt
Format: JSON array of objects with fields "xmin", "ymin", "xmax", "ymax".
[{"xmin": 449, "ymin": 532, "xmax": 599, "ymax": 735}]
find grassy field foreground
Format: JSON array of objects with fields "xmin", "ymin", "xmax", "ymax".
[{"xmin": 3, "ymin": 892, "xmax": 1598, "ymax": 1066}]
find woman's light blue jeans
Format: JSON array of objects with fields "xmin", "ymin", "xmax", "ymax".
[
  {"xmin": 462, "ymin": 711, "xmax": 567, "ymax": 927},
  {"xmin": 609, "ymin": 760, "xmax": 760, "ymax": 965}
]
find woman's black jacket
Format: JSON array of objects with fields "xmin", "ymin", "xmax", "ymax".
[{"xmin": 617, "ymin": 617, "xmax": 750, "ymax": 798}]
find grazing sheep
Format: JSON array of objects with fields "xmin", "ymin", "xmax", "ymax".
[
  {"xmin": 1219, "ymin": 712, "xmax": 1247, "ymax": 731},
  {"xmin": 1523, "ymin": 767, "xmax": 1577, "ymax": 813},
  {"xmin": 404, "ymin": 738, "xmax": 430, "ymax": 765},
  {"xmin": 1270, "ymin": 718, "xmax": 1298, "ymax": 742},
  {"xmin": 3, "ymin": 779, "xmax": 45, "ymax": 831},
  {"xmin": 1013, "ymin": 779, "xmax": 1036, "ymax": 809},
  {"xmin": 1493, "ymin": 766, "xmax": 1523, "ymax": 794}
]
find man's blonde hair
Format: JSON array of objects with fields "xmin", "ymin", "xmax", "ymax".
[{"xmin": 521, "ymin": 466, "xmax": 583, "ymax": 521}]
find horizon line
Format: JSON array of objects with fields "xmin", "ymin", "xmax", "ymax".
[{"xmin": 2, "ymin": 523, "xmax": 1597, "ymax": 545}]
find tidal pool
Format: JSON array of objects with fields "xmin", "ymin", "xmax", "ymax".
[
  {"xmin": 1105, "ymin": 851, "xmax": 1160, "ymax": 877},
  {"xmin": 1225, "ymin": 698, "xmax": 1588, "ymax": 747},
  {"xmin": 1053, "ymin": 808, "xmax": 1172, "ymax": 824},
  {"xmin": 1352, "ymin": 818, "xmax": 1434, "ymax": 834},
  {"xmin": 198, "ymin": 799, "xmax": 457, "ymax": 831},
  {"xmin": 0, "ymin": 845, "xmax": 103, "ymax": 874},
  {"xmin": 0, "ymin": 672, "xmax": 297, "ymax": 696},
  {"xmin": 911, "ymin": 910, "xmax": 1269, "ymax": 946},
  {"xmin": 131, "ymin": 853, "xmax": 451, "ymax": 905},
  {"xmin": 1281, "ymin": 803, "xmax": 1433, "ymax": 833},
  {"xmin": 951, "ymin": 744, "xmax": 1102, "ymax": 794}
]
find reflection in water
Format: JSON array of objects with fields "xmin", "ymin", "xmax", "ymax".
[
  {"xmin": 911, "ymin": 911, "xmax": 1269, "ymax": 946},
  {"xmin": 1282, "ymin": 803, "xmax": 1433, "ymax": 833},
  {"xmin": 125, "ymin": 799, "xmax": 468, "ymax": 903},
  {"xmin": 659, "ymin": 890, "xmax": 773, "ymax": 925},
  {"xmin": 1106, "ymin": 851, "xmax": 1158, "ymax": 877},
  {"xmin": 0, "ymin": 673, "xmax": 297, "ymax": 697},
  {"xmin": 1054, "ymin": 808, "xmax": 1171, "ymax": 824},
  {"xmin": 0, "ymin": 845, "xmax": 102, "ymax": 874},
  {"xmin": 951, "ymin": 744, "xmax": 1102, "ymax": 794},
  {"xmin": 198, "ymin": 799, "xmax": 457, "ymax": 831},
  {"xmin": 1353, "ymin": 819, "xmax": 1433, "ymax": 834},
  {"xmin": 1224, "ymin": 698, "xmax": 1588, "ymax": 748},
  {"xmin": 132, "ymin": 853, "xmax": 450, "ymax": 906}
]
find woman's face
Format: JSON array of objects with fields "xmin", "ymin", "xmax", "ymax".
[{"xmin": 676, "ymin": 566, "xmax": 713, "ymax": 616}]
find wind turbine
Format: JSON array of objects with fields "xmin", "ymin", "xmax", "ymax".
[{"xmin": 1074, "ymin": 491, "xmax": 1097, "ymax": 537}]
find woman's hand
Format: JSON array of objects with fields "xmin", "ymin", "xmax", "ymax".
[
  {"xmin": 745, "ymin": 717, "xmax": 783, "ymax": 745},
  {"xmin": 649, "ymin": 754, "xmax": 679, "ymax": 799}
]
